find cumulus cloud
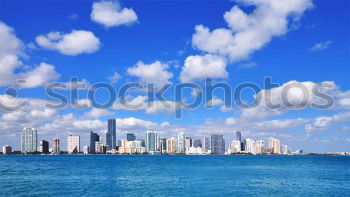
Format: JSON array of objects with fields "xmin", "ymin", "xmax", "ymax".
[
  {"xmin": 0, "ymin": 21, "xmax": 60, "ymax": 88},
  {"xmin": 192, "ymin": 0, "xmax": 313, "ymax": 62},
  {"xmin": 180, "ymin": 54, "xmax": 228, "ymax": 82},
  {"xmin": 310, "ymin": 41, "xmax": 333, "ymax": 51},
  {"xmin": 206, "ymin": 96, "xmax": 224, "ymax": 107},
  {"xmin": 127, "ymin": 61, "xmax": 173, "ymax": 88},
  {"xmin": 91, "ymin": 0, "xmax": 138, "ymax": 28},
  {"xmin": 36, "ymin": 30, "xmax": 101, "ymax": 55},
  {"xmin": 305, "ymin": 111, "xmax": 350, "ymax": 132},
  {"xmin": 108, "ymin": 72, "xmax": 122, "ymax": 84},
  {"xmin": 83, "ymin": 108, "xmax": 114, "ymax": 119}
]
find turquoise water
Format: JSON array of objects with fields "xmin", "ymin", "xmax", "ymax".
[{"xmin": 0, "ymin": 155, "xmax": 349, "ymax": 196}]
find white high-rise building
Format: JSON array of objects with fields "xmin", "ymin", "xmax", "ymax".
[
  {"xmin": 268, "ymin": 137, "xmax": 281, "ymax": 154},
  {"xmin": 230, "ymin": 140, "xmax": 241, "ymax": 153},
  {"xmin": 21, "ymin": 128, "xmax": 38, "ymax": 153},
  {"xmin": 255, "ymin": 140, "xmax": 264, "ymax": 154},
  {"xmin": 67, "ymin": 134, "xmax": 80, "ymax": 154},
  {"xmin": 177, "ymin": 132, "xmax": 185, "ymax": 153},
  {"xmin": 166, "ymin": 137, "xmax": 176, "ymax": 154},
  {"xmin": 146, "ymin": 131, "xmax": 157, "ymax": 153},
  {"xmin": 245, "ymin": 138, "xmax": 256, "ymax": 154}
]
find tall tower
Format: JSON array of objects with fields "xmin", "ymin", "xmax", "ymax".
[
  {"xmin": 107, "ymin": 119, "xmax": 117, "ymax": 150},
  {"xmin": 52, "ymin": 138, "xmax": 60, "ymax": 153},
  {"xmin": 67, "ymin": 134, "xmax": 80, "ymax": 154},
  {"xmin": 21, "ymin": 128, "xmax": 38, "ymax": 153},
  {"xmin": 90, "ymin": 131, "xmax": 100, "ymax": 153},
  {"xmin": 146, "ymin": 131, "xmax": 157, "ymax": 153},
  {"xmin": 210, "ymin": 134, "xmax": 225, "ymax": 154},
  {"xmin": 236, "ymin": 131, "xmax": 241, "ymax": 142},
  {"xmin": 177, "ymin": 132, "xmax": 185, "ymax": 153}
]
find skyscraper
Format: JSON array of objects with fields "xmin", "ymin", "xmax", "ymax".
[
  {"xmin": 203, "ymin": 137, "xmax": 210, "ymax": 153},
  {"xmin": 127, "ymin": 133, "xmax": 136, "ymax": 141},
  {"xmin": 185, "ymin": 137, "xmax": 192, "ymax": 151},
  {"xmin": 236, "ymin": 131, "xmax": 242, "ymax": 142},
  {"xmin": 21, "ymin": 128, "xmax": 38, "ymax": 153},
  {"xmin": 2, "ymin": 145, "xmax": 12, "ymax": 155},
  {"xmin": 146, "ymin": 131, "xmax": 157, "ymax": 153},
  {"xmin": 90, "ymin": 131, "xmax": 100, "ymax": 153},
  {"xmin": 268, "ymin": 137, "xmax": 281, "ymax": 154},
  {"xmin": 160, "ymin": 138, "xmax": 167, "ymax": 153},
  {"xmin": 210, "ymin": 134, "xmax": 225, "ymax": 154},
  {"xmin": 52, "ymin": 138, "xmax": 60, "ymax": 153},
  {"xmin": 40, "ymin": 140, "xmax": 49, "ymax": 153},
  {"xmin": 67, "ymin": 134, "xmax": 80, "ymax": 154},
  {"xmin": 107, "ymin": 119, "xmax": 117, "ymax": 150},
  {"xmin": 166, "ymin": 137, "xmax": 176, "ymax": 154},
  {"xmin": 177, "ymin": 132, "xmax": 185, "ymax": 153},
  {"xmin": 156, "ymin": 137, "xmax": 161, "ymax": 151},
  {"xmin": 193, "ymin": 139, "xmax": 202, "ymax": 148}
]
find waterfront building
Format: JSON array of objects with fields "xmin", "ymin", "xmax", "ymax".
[
  {"xmin": 107, "ymin": 119, "xmax": 117, "ymax": 150},
  {"xmin": 281, "ymin": 144, "xmax": 289, "ymax": 155},
  {"xmin": 210, "ymin": 134, "xmax": 225, "ymax": 154},
  {"xmin": 236, "ymin": 131, "xmax": 242, "ymax": 142},
  {"xmin": 52, "ymin": 138, "xmax": 60, "ymax": 153},
  {"xmin": 21, "ymin": 128, "xmax": 38, "ymax": 153},
  {"xmin": 230, "ymin": 140, "xmax": 241, "ymax": 153},
  {"xmin": 193, "ymin": 139, "xmax": 202, "ymax": 148},
  {"xmin": 146, "ymin": 131, "xmax": 157, "ymax": 153},
  {"xmin": 244, "ymin": 138, "xmax": 256, "ymax": 154},
  {"xmin": 67, "ymin": 134, "xmax": 80, "ymax": 154},
  {"xmin": 40, "ymin": 140, "xmax": 49, "ymax": 153},
  {"xmin": 177, "ymin": 132, "xmax": 185, "ymax": 153},
  {"xmin": 269, "ymin": 137, "xmax": 281, "ymax": 154},
  {"xmin": 166, "ymin": 137, "xmax": 176, "ymax": 154},
  {"xmin": 127, "ymin": 133, "xmax": 136, "ymax": 141},
  {"xmin": 2, "ymin": 145, "xmax": 12, "ymax": 154},
  {"xmin": 255, "ymin": 140, "xmax": 264, "ymax": 154},
  {"xmin": 156, "ymin": 137, "xmax": 161, "ymax": 151},
  {"xmin": 185, "ymin": 137, "xmax": 192, "ymax": 151},
  {"xmin": 90, "ymin": 131, "xmax": 100, "ymax": 153},
  {"xmin": 83, "ymin": 146, "xmax": 89, "ymax": 154},
  {"xmin": 160, "ymin": 138, "xmax": 167, "ymax": 153},
  {"xmin": 186, "ymin": 146, "xmax": 203, "ymax": 155},
  {"xmin": 203, "ymin": 137, "xmax": 210, "ymax": 153},
  {"xmin": 119, "ymin": 140, "xmax": 145, "ymax": 154}
]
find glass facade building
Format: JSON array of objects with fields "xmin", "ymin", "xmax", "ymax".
[{"xmin": 21, "ymin": 128, "xmax": 38, "ymax": 153}]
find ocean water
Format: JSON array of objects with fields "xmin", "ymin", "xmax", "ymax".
[{"xmin": 0, "ymin": 155, "xmax": 349, "ymax": 196}]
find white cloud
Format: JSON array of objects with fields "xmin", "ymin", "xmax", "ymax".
[
  {"xmin": 145, "ymin": 101, "xmax": 177, "ymax": 114},
  {"xmin": 0, "ymin": 21, "xmax": 60, "ymax": 88},
  {"xmin": 192, "ymin": 0, "xmax": 313, "ymax": 62},
  {"xmin": 310, "ymin": 41, "xmax": 333, "ymax": 51},
  {"xmin": 36, "ymin": 30, "xmax": 101, "ymax": 55},
  {"xmin": 206, "ymin": 96, "xmax": 224, "ymax": 107},
  {"xmin": 91, "ymin": 0, "xmax": 138, "ymax": 28},
  {"xmin": 305, "ymin": 111, "xmax": 350, "ymax": 132},
  {"xmin": 108, "ymin": 72, "xmax": 122, "ymax": 84},
  {"xmin": 116, "ymin": 117, "xmax": 156, "ymax": 129},
  {"xmin": 127, "ymin": 61, "xmax": 173, "ymax": 88},
  {"xmin": 18, "ymin": 63, "xmax": 60, "ymax": 88},
  {"xmin": 180, "ymin": 54, "xmax": 228, "ymax": 82},
  {"xmin": 83, "ymin": 108, "xmax": 114, "ymax": 119}
]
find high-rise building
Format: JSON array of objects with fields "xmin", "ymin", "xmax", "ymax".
[
  {"xmin": 166, "ymin": 137, "xmax": 176, "ymax": 154},
  {"xmin": 146, "ymin": 131, "xmax": 157, "ymax": 153},
  {"xmin": 160, "ymin": 138, "xmax": 167, "ymax": 153},
  {"xmin": 210, "ymin": 134, "xmax": 225, "ymax": 154},
  {"xmin": 236, "ymin": 131, "xmax": 242, "ymax": 142},
  {"xmin": 255, "ymin": 140, "xmax": 264, "ymax": 154},
  {"xmin": 193, "ymin": 139, "xmax": 202, "ymax": 148},
  {"xmin": 203, "ymin": 137, "xmax": 210, "ymax": 153},
  {"xmin": 268, "ymin": 137, "xmax": 281, "ymax": 154},
  {"xmin": 230, "ymin": 140, "xmax": 241, "ymax": 153},
  {"xmin": 83, "ymin": 146, "xmax": 89, "ymax": 154},
  {"xmin": 244, "ymin": 138, "xmax": 256, "ymax": 154},
  {"xmin": 281, "ymin": 144, "xmax": 289, "ymax": 155},
  {"xmin": 52, "ymin": 138, "xmax": 60, "ymax": 153},
  {"xmin": 127, "ymin": 133, "xmax": 136, "ymax": 141},
  {"xmin": 21, "ymin": 128, "xmax": 38, "ymax": 153},
  {"xmin": 107, "ymin": 119, "xmax": 117, "ymax": 150},
  {"xmin": 185, "ymin": 137, "xmax": 192, "ymax": 151},
  {"xmin": 90, "ymin": 131, "xmax": 100, "ymax": 153},
  {"xmin": 156, "ymin": 137, "xmax": 161, "ymax": 151},
  {"xmin": 2, "ymin": 145, "xmax": 12, "ymax": 155},
  {"xmin": 40, "ymin": 140, "xmax": 49, "ymax": 153},
  {"xmin": 67, "ymin": 134, "xmax": 80, "ymax": 154},
  {"xmin": 177, "ymin": 132, "xmax": 185, "ymax": 153}
]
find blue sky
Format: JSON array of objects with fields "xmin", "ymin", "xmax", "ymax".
[{"xmin": 0, "ymin": 0, "xmax": 349, "ymax": 152}]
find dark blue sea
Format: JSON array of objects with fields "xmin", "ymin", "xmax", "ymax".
[{"xmin": 0, "ymin": 155, "xmax": 349, "ymax": 196}]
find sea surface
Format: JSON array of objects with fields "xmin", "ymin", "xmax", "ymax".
[{"xmin": 0, "ymin": 155, "xmax": 349, "ymax": 196}]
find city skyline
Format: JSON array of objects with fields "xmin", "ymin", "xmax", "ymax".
[{"xmin": 0, "ymin": 0, "xmax": 349, "ymax": 153}]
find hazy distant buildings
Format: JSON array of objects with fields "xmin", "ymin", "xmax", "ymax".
[
  {"xmin": 52, "ymin": 138, "xmax": 60, "ymax": 153},
  {"xmin": 230, "ymin": 140, "xmax": 241, "ymax": 153},
  {"xmin": 90, "ymin": 131, "xmax": 99, "ymax": 153},
  {"xmin": 177, "ymin": 132, "xmax": 185, "ymax": 153},
  {"xmin": 2, "ymin": 145, "xmax": 12, "ymax": 154},
  {"xmin": 160, "ymin": 138, "xmax": 167, "ymax": 153},
  {"xmin": 127, "ymin": 133, "xmax": 136, "ymax": 141},
  {"xmin": 67, "ymin": 134, "xmax": 80, "ymax": 154},
  {"xmin": 40, "ymin": 140, "xmax": 49, "ymax": 153},
  {"xmin": 107, "ymin": 119, "xmax": 117, "ymax": 150},
  {"xmin": 21, "ymin": 128, "xmax": 38, "ymax": 153},
  {"xmin": 211, "ymin": 134, "xmax": 225, "ymax": 154},
  {"xmin": 236, "ymin": 131, "xmax": 241, "ymax": 142},
  {"xmin": 269, "ymin": 137, "xmax": 281, "ymax": 154},
  {"xmin": 185, "ymin": 137, "xmax": 192, "ymax": 151},
  {"xmin": 203, "ymin": 137, "xmax": 210, "ymax": 153},
  {"xmin": 193, "ymin": 139, "xmax": 202, "ymax": 148},
  {"xmin": 255, "ymin": 140, "xmax": 264, "ymax": 154},
  {"xmin": 83, "ymin": 146, "xmax": 89, "ymax": 154},
  {"xmin": 166, "ymin": 137, "xmax": 176, "ymax": 154},
  {"xmin": 146, "ymin": 131, "xmax": 157, "ymax": 153}
]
